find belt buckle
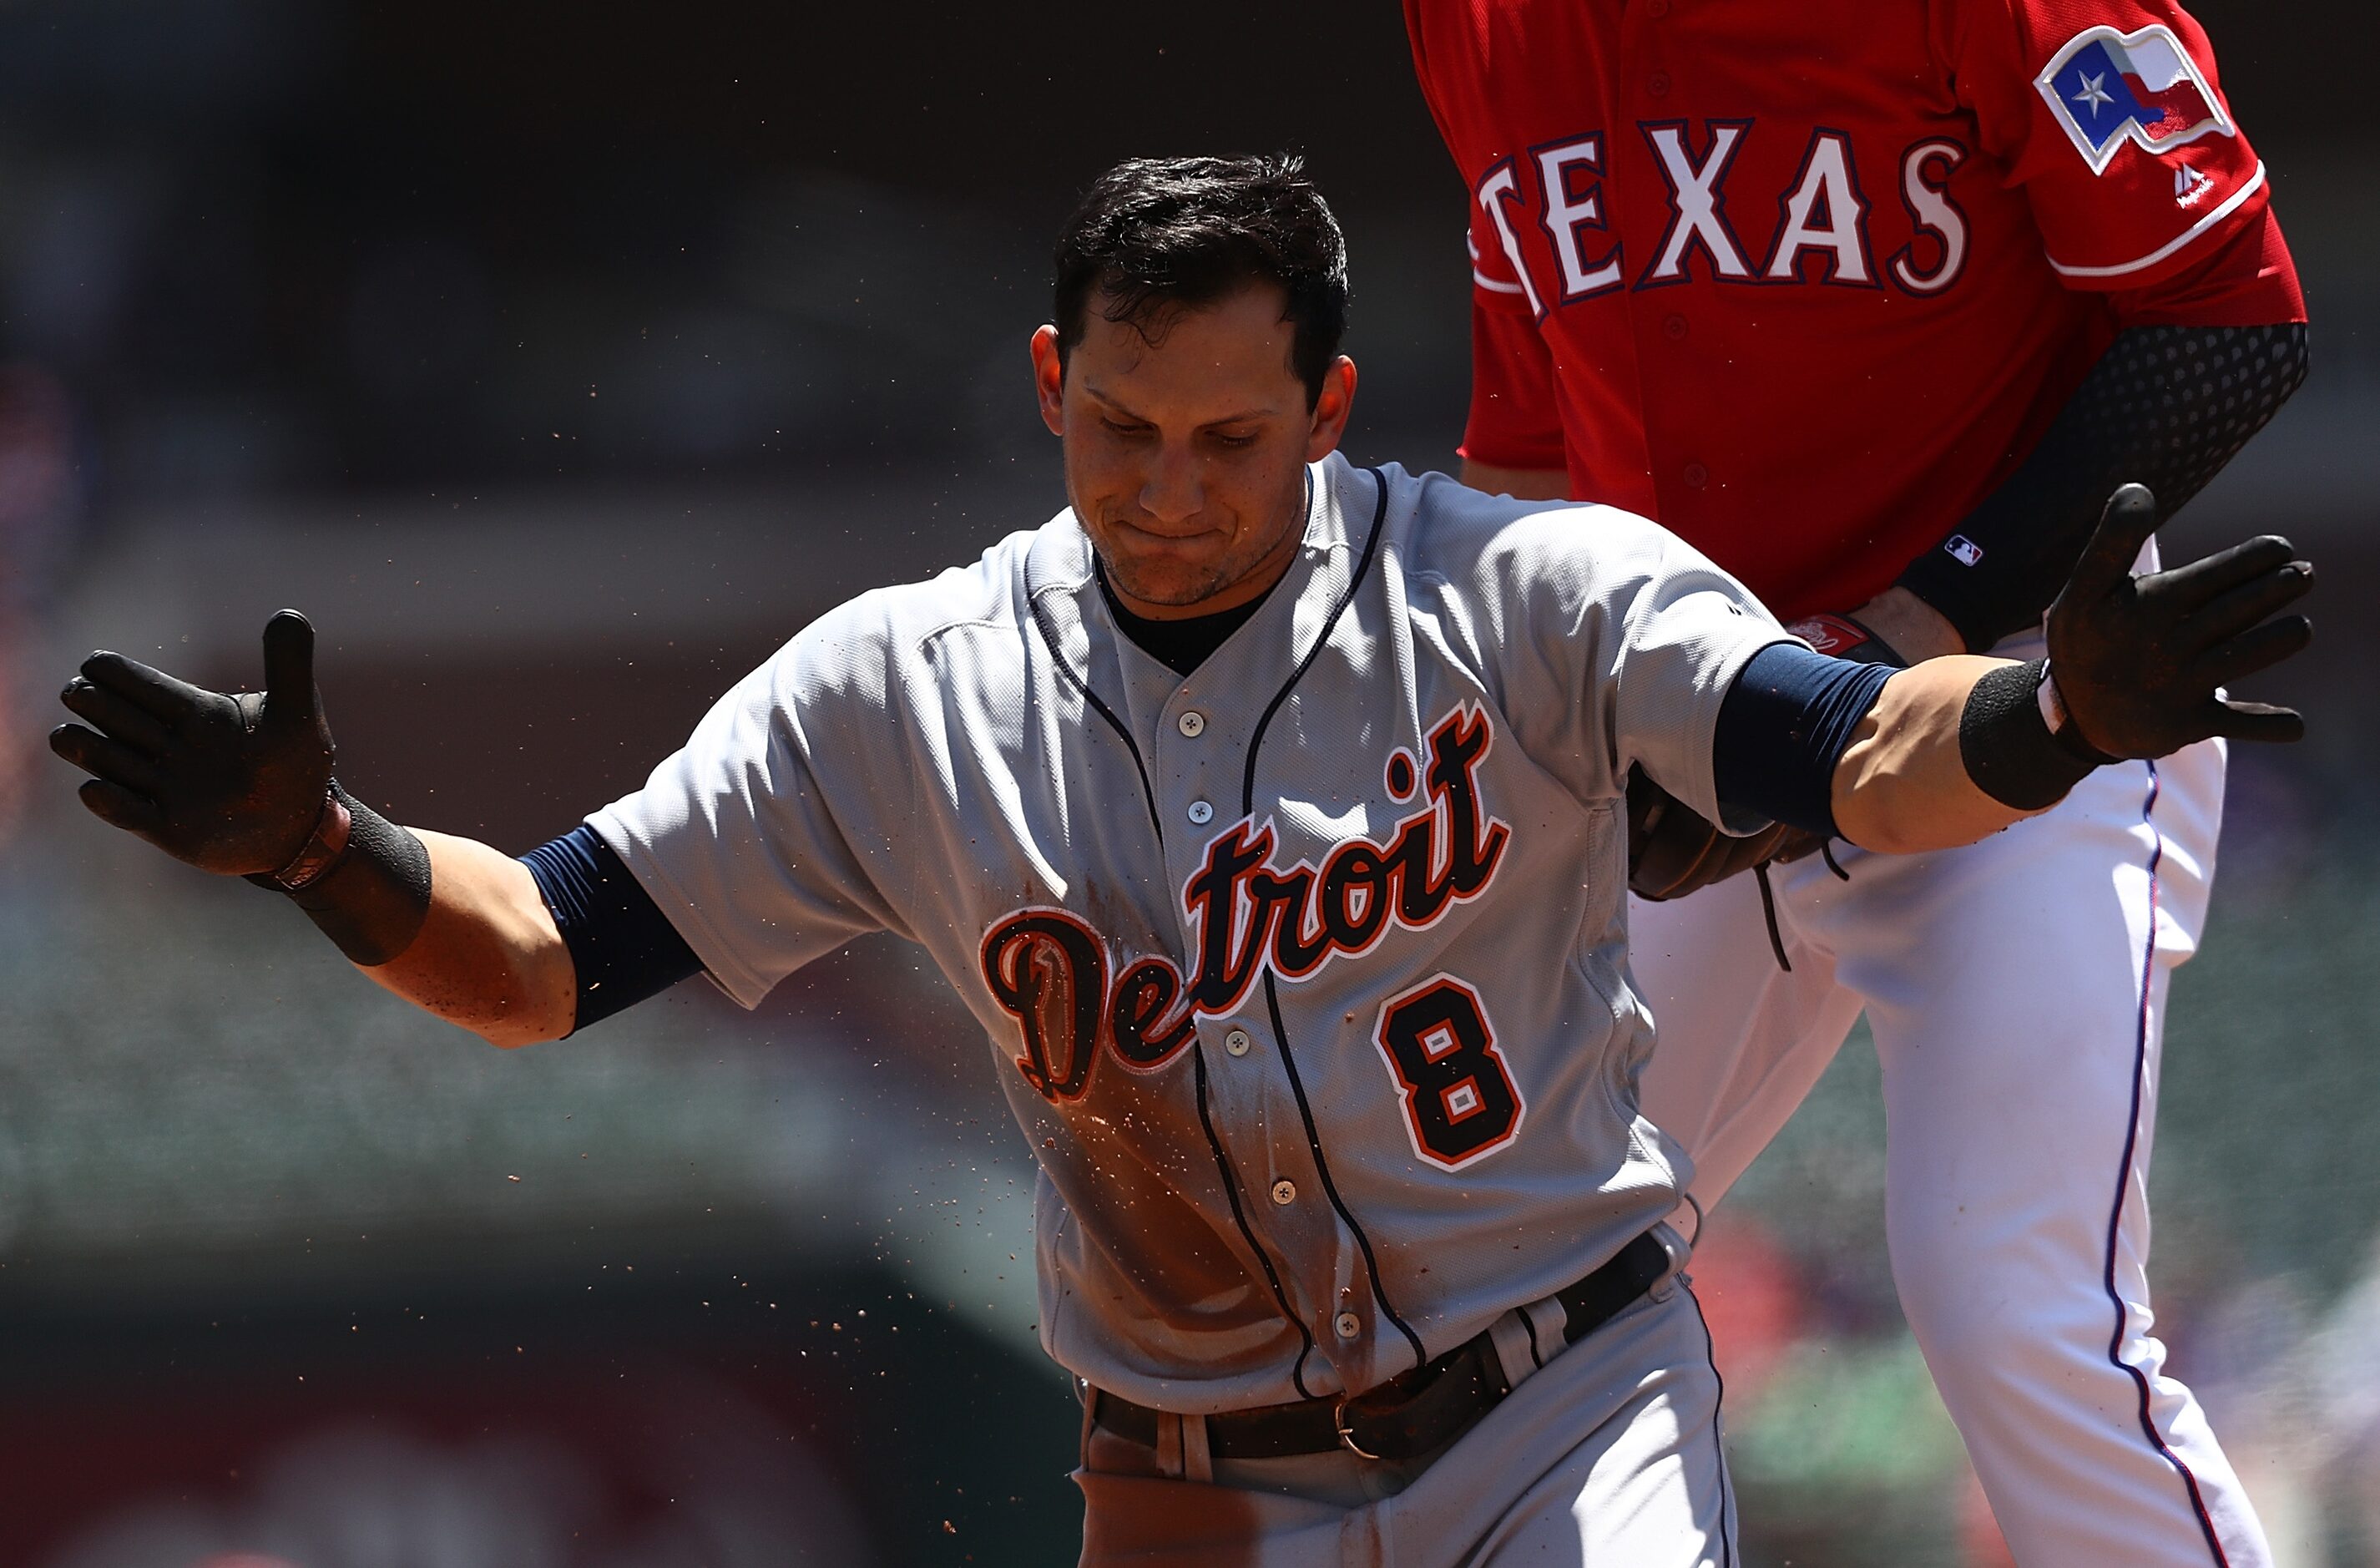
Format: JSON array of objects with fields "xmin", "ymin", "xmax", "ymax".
[{"xmin": 1333, "ymin": 1398, "xmax": 1385, "ymax": 1460}]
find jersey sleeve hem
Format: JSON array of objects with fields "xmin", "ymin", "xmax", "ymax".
[
  {"xmin": 584, "ymin": 807, "xmax": 778, "ymax": 1011},
  {"xmin": 1463, "ymin": 303, "xmax": 1567, "ymax": 476},
  {"xmin": 1458, "ymin": 432, "xmax": 1571, "ymax": 474},
  {"xmin": 2045, "ymin": 160, "xmax": 2265, "ymax": 282}
]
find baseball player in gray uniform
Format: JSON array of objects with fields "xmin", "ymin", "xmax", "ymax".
[{"xmin": 49, "ymin": 155, "xmax": 2312, "ymax": 1565}]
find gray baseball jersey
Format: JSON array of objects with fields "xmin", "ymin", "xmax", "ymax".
[{"xmin": 589, "ymin": 451, "xmax": 1791, "ymax": 1415}]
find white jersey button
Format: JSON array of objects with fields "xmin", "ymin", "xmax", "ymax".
[
  {"xmin": 1224, "ymin": 1027, "xmax": 1253, "ymax": 1057},
  {"xmin": 1333, "ymin": 1312, "xmax": 1362, "ymax": 1340},
  {"xmin": 1270, "ymin": 1179, "xmax": 1297, "ymax": 1206},
  {"xmin": 1177, "ymin": 710, "xmax": 1206, "ymax": 737},
  {"xmin": 1186, "ymin": 799, "xmax": 1215, "ymax": 825}
]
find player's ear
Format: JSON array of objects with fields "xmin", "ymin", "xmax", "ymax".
[
  {"xmin": 1303, "ymin": 355, "xmax": 1357, "ymax": 462},
  {"xmin": 1030, "ymin": 324, "xmax": 1067, "ymax": 438}
]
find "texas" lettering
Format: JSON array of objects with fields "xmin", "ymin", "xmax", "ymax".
[
  {"xmin": 980, "ymin": 704, "xmax": 1511, "ymax": 1102},
  {"xmin": 1476, "ymin": 121, "xmax": 1969, "ymax": 310}
]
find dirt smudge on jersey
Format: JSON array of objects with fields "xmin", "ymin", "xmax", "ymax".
[{"xmin": 1075, "ymin": 1428, "xmax": 1272, "ymax": 1567}]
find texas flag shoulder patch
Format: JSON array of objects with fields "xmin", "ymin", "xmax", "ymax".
[{"xmin": 2034, "ymin": 23, "xmax": 2236, "ymax": 175}]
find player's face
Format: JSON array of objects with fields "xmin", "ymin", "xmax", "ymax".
[{"xmin": 1032, "ymin": 283, "xmax": 1356, "ymax": 620}]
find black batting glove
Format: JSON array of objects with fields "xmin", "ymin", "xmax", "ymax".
[
  {"xmin": 49, "ymin": 609, "xmax": 337, "ymax": 878},
  {"xmin": 2044, "ymin": 483, "xmax": 2312, "ymax": 760}
]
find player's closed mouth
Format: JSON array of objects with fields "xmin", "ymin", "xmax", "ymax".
[{"xmin": 1110, "ymin": 516, "xmax": 1224, "ymax": 543}]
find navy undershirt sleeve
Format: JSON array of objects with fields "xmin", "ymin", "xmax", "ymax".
[
  {"xmin": 1711, "ymin": 641, "xmax": 1898, "ymax": 840},
  {"xmin": 519, "ymin": 824, "xmax": 704, "ymax": 1034}
]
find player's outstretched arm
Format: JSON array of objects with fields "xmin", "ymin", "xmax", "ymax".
[
  {"xmin": 49, "ymin": 611, "xmax": 576, "ymax": 1047},
  {"xmin": 1830, "ymin": 485, "xmax": 2311, "ymax": 855},
  {"xmin": 357, "ymin": 830, "xmax": 576, "ymax": 1045}
]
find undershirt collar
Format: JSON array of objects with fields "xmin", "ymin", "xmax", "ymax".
[{"xmin": 1094, "ymin": 559, "xmax": 1279, "ymax": 677}]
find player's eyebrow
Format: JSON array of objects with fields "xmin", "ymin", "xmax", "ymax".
[{"xmin": 1080, "ymin": 382, "xmax": 1279, "ymax": 429}]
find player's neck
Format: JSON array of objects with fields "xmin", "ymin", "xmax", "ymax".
[{"xmin": 1095, "ymin": 559, "xmax": 1281, "ymax": 678}]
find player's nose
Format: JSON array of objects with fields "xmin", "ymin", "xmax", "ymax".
[{"xmin": 1136, "ymin": 444, "xmax": 1205, "ymax": 527}]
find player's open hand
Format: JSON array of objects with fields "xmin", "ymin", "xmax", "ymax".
[
  {"xmin": 48, "ymin": 609, "xmax": 337, "ymax": 876},
  {"xmin": 2045, "ymin": 484, "xmax": 2312, "ymax": 760}
]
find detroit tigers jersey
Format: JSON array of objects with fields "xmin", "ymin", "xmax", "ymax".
[
  {"xmin": 1406, "ymin": 0, "xmax": 2278, "ymax": 621},
  {"xmin": 589, "ymin": 453, "xmax": 1792, "ymax": 1413}
]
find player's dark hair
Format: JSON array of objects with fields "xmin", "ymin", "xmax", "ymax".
[{"xmin": 1052, "ymin": 154, "xmax": 1350, "ymax": 407}]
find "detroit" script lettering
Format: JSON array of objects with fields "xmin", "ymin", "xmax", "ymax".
[{"xmin": 979, "ymin": 704, "xmax": 1512, "ymax": 1102}]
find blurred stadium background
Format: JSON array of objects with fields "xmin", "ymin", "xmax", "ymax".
[{"xmin": 0, "ymin": 2, "xmax": 2372, "ymax": 1563}]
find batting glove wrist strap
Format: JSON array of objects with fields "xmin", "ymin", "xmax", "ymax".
[
  {"xmin": 1958, "ymin": 659, "xmax": 2098, "ymax": 811},
  {"xmin": 242, "ymin": 778, "xmax": 431, "ymax": 965},
  {"xmin": 2033, "ymin": 661, "xmax": 2118, "ymax": 766},
  {"xmin": 250, "ymin": 783, "xmax": 354, "ymax": 893},
  {"xmin": 280, "ymin": 781, "xmax": 433, "ymax": 967}
]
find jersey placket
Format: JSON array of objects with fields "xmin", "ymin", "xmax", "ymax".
[
  {"xmin": 1160, "ymin": 693, "xmax": 1362, "ymax": 1389},
  {"xmin": 1120, "ymin": 516, "xmax": 1402, "ymax": 1399}
]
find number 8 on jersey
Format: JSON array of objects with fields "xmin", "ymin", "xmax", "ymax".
[{"xmin": 1376, "ymin": 974, "xmax": 1524, "ymax": 1168}]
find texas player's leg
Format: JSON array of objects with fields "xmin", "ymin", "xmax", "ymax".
[
  {"xmin": 1832, "ymin": 736, "xmax": 2271, "ymax": 1565},
  {"xmin": 1629, "ymin": 730, "xmax": 2268, "ymax": 1561},
  {"xmin": 1630, "ymin": 862, "xmax": 1865, "ymax": 1216}
]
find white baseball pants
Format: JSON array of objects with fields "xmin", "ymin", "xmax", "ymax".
[{"xmin": 1631, "ymin": 718, "xmax": 2271, "ymax": 1565}]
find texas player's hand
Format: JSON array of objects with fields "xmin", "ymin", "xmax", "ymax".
[
  {"xmin": 49, "ymin": 609, "xmax": 337, "ymax": 876},
  {"xmin": 2045, "ymin": 484, "xmax": 2312, "ymax": 759}
]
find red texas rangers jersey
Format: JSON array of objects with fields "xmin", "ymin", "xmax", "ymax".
[{"xmin": 1407, "ymin": 0, "xmax": 2292, "ymax": 620}]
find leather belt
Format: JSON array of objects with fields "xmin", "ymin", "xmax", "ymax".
[{"xmin": 1090, "ymin": 1228, "xmax": 1672, "ymax": 1464}]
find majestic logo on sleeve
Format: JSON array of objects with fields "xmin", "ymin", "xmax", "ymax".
[
  {"xmin": 2035, "ymin": 25, "xmax": 2235, "ymax": 175},
  {"xmin": 979, "ymin": 704, "xmax": 1511, "ymax": 1104}
]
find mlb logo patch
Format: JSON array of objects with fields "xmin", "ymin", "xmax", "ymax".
[
  {"xmin": 2036, "ymin": 24, "xmax": 2235, "ymax": 175},
  {"xmin": 1945, "ymin": 535, "xmax": 1983, "ymax": 567}
]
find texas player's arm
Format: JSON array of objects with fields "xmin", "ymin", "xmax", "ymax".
[
  {"xmin": 1457, "ymin": 292, "xmax": 1570, "ymax": 503},
  {"xmin": 1457, "ymin": 262, "xmax": 2308, "ymax": 662},
  {"xmin": 1874, "ymin": 0, "xmax": 2308, "ymax": 658},
  {"xmin": 1716, "ymin": 488, "xmax": 2310, "ymax": 855},
  {"xmin": 1402, "ymin": 6, "xmax": 1575, "ymax": 507}
]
